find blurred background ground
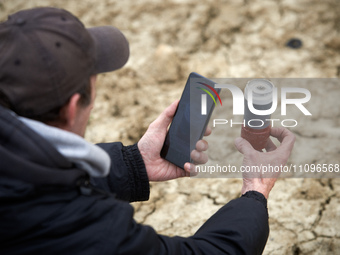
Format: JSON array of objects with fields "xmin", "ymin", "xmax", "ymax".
[{"xmin": 1, "ymin": 0, "xmax": 340, "ymax": 254}]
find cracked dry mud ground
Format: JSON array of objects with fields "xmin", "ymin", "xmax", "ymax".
[{"xmin": 1, "ymin": 0, "xmax": 340, "ymax": 254}]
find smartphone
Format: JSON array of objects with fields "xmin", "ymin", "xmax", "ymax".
[{"xmin": 161, "ymin": 72, "xmax": 221, "ymax": 169}]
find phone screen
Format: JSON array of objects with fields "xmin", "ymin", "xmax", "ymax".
[{"xmin": 161, "ymin": 72, "xmax": 220, "ymax": 169}]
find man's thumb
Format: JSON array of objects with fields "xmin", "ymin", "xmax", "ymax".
[
  {"xmin": 151, "ymin": 100, "xmax": 179, "ymax": 131},
  {"xmin": 234, "ymin": 137, "xmax": 254, "ymax": 155}
]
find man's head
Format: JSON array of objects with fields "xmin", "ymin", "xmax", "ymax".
[{"xmin": 0, "ymin": 7, "xmax": 129, "ymax": 135}]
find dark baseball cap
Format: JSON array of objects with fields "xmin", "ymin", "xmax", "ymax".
[{"xmin": 0, "ymin": 7, "xmax": 129, "ymax": 116}]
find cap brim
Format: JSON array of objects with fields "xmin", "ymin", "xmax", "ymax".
[{"xmin": 87, "ymin": 26, "xmax": 129, "ymax": 74}]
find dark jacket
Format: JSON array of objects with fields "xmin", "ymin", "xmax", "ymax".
[{"xmin": 0, "ymin": 106, "xmax": 269, "ymax": 255}]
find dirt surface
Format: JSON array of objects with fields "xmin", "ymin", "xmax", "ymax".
[{"xmin": 1, "ymin": 0, "xmax": 340, "ymax": 254}]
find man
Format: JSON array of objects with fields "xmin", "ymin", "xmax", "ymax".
[{"xmin": 0, "ymin": 7, "xmax": 295, "ymax": 255}]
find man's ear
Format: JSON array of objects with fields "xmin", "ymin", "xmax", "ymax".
[{"xmin": 58, "ymin": 93, "xmax": 81, "ymax": 131}]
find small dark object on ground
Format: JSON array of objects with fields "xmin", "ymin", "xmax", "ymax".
[{"xmin": 286, "ymin": 38, "xmax": 303, "ymax": 49}]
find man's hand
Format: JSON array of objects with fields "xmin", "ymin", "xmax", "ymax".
[
  {"xmin": 138, "ymin": 100, "xmax": 210, "ymax": 181},
  {"xmin": 234, "ymin": 127, "xmax": 295, "ymax": 199}
]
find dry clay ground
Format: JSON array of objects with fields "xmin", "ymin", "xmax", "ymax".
[{"xmin": 1, "ymin": 0, "xmax": 340, "ymax": 254}]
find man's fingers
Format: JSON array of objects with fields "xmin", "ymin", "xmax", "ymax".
[
  {"xmin": 149, "ymin": 100, "xmax": 179, "ymax": 131},
  {"xmin": 235, "ymin": 128, "xmax": 295, "ymax": 156},
  {"xmin": 184, "ymin": 163, "xmax": 198, "ymax": 176},
  {"xmin": 271, "ymin": 127, "xmax": 293, "ymax": 143},
  {"xmin": 204, "ymin": 126, "xmax": 212, "ymax": 137},
  {"xmin": 265, "ymin": 138, "xmax": 277, "ymax": 152},
  {"xmin": 191, "ymin": 150, "xmax": 208, "ymax": 164},
  {"xmin": 234, "ymin": 137, "xmax": 254, "ymax": 155},
  {"xmin": 196, "ymin": 139, "xmax": 209, "ymax": 152},
  {"xmin": 270, "ymin": 127, "xmax": 296, "ymax": 153}
]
